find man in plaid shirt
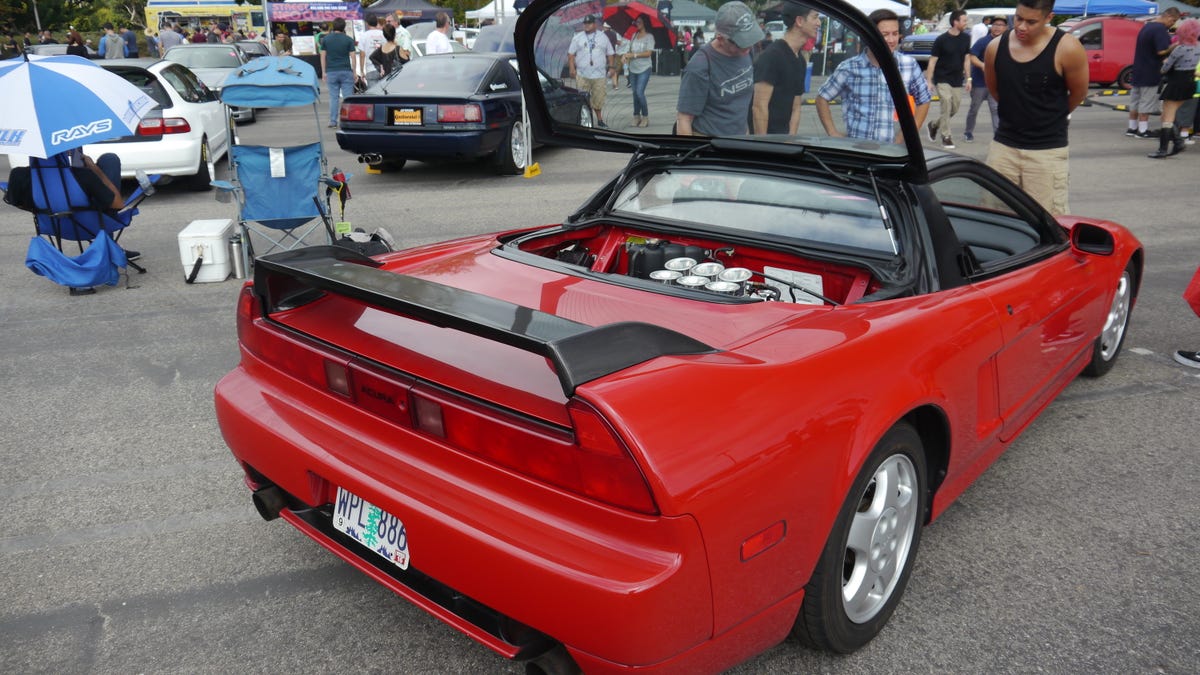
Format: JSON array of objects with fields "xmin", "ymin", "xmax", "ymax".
[{"xmin": 816, "ymin": 9, "xmax": 931, "ymax": 144}]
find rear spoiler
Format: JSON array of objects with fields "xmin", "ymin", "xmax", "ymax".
[{"xmin": 253, "ymin": 246, "xmax": 717, "ymax": 397}]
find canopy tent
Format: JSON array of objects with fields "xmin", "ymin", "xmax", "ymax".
[
  {"xmin": 1052, "ymin": 0, "xmax": 1158, "ymax": 15},
  {"xmin": 667, "ymin": 0, "xmax": 716, "ymax": 26},
  {"xmin": 466, "ymin": 0, "xmax": 517, "ymax": 22},
  {"xmin": 849, "ymin": 0, "xmax": 910, "ymax": 16},
  {"xmin": 363, "ymin": 0, "xmax": 442, "ymax": 22}
]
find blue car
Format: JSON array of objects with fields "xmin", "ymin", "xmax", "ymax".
[{"xmin": 335, "ymin": 52, "xmax": 592, "ymax": 174}]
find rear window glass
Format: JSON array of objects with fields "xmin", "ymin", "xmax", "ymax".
[
  {"xmin": 382, "ymin": 57, "xmax": 492, "ymax": 94},
  {"xmin": 165, "ymin": 47, "xmax": 243, "ymax": 69},
  {"xmin": 106, "ymin": 67, "xmax": 171, "ymax": 107}
]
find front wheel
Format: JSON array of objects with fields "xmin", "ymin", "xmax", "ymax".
[
  {"xmin": 793, "ymin": 422, "xmax": 927, "ymax": 653},
  {"xmin": 493, "ymin": 121, "xmax": 527, "ymax": 175},
  {"xmin": 1082, "ymin": 264, "xmax": 1135, "ymax": 377}
]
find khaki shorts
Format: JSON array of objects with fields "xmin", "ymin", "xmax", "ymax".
[
  {"xmin": 1129, "ymin": 86, "xmax": 1162, "ymax": 115},
  {"xmin": 986, "ymin": 142, "xmax": 1070, "ymax": 217},
  {"xmin": 578, "ymin": 77, "xmax": 607, "ymax": 110}
]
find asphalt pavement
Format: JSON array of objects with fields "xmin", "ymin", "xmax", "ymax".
[{"xmin": 1, "ymin": 85, "xmax": 1198, "ymax": 674}]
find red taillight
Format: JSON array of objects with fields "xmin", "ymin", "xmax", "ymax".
[
  {"xmin": 409, "ymin": 387, "xmax": 658, "ymax": 514},
  {"xmin": 137, "ymin": 117, "xmax": 191, "ymax": 135},
  {"xmin": 437, "ymin": 104, "xmax": 481, "ymax": 123},
  {"xmin": 236, "ymin": 286, "xmax": 657, "ymax": 514},
  {"xmin": 340, "ymin": 103, "xmax": 374, "ymax": 122}
]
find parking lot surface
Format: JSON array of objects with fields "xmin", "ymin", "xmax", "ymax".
[{"xmin": 1, "ymin": 85, "xmax": 1198, "ymax": 673}]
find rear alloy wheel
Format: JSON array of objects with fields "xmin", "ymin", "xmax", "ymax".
[
  {"xmin": 1083, "ymin": 265, "xmax": 1134, "ymax": 377},
  {"xmin": 793, "ymin": 422, "xmax": 926, "ymax": 653},
  {"xmin": 187, "ymin": 137, "xmax": 214, "ymax": 191},
  {"xmin": 494, "ymin": 121, "xmax": 527, "ymax": 175},
  {"xmin": 1117, "ymin": 66, "xmax": 1133, "ymax": 90}
]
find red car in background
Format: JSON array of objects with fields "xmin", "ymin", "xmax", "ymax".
[{"xmin": 1068, "ymin": 16, "xmax": 1147, "ymax": 89}]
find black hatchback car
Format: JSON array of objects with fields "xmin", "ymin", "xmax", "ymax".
[{"xmin": 335, "ymin": 51, "xmax": 591, "ymax": 174}]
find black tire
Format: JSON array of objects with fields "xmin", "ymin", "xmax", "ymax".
[
  {"xmin": 187, "ymin": 137, "xmax": 214, "ymax": 191},
  {"xmin": 793, "ymin": 422, "xmax": 927, "ymax": 653},
  {"xmin": 1082, "ymin": 264, "xmax": 1135, "ymax": 377},
  {"xmin": 1117, "ymin": 66, "xmax": 1133, "ymax": 90},
  {"xmin": 493, "ymin": 121, "xmax": 527, "ymax": 175}
]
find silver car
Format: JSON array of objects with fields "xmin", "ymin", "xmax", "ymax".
[{"xmin": 163, "ymin": 43, "xmax": 257, "ymax": 122}]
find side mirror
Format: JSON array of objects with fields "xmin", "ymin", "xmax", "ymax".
[{"xmin": 1070, "ymin": 222, "xmax": 1114, "ymax": 256}]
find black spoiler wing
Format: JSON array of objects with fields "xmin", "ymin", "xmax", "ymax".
[{"xmin": 253, "ymin": 247, "xmax": 717, "ymax": 397}]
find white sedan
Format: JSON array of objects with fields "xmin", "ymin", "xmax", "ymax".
[{"xmin": 8, "ymin": 59, "xmax": 229, "ymax": 190}]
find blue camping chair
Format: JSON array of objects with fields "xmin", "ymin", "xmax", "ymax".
[
  {"xmin": 212, "ymin": 56, "xmax": 337, "ymax": 269},
  {"xmin": 2, "ymin": 152, "xmax": 154, "ymax": 294}
]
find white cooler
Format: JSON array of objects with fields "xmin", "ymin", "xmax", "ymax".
[{"xmin": 178, "ymin": 219, "xmax": 235, "ymax": 283}]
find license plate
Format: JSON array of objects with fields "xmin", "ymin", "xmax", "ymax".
[
  {"xmin": 332, "ymin": 487, "xmax": 411, "ymax": 570},
  {"xmin": 392, "ymin": 108, "xmax": 421, "ymax": 125}
]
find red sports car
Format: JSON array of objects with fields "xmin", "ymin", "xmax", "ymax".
[{"xmin": 214, "ymin": 1, "xmax": 1142, "ymax": 672}]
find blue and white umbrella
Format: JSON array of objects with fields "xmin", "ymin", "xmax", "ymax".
[{"xmin": 0, "ymin": 54, "xmax": 156, "ymax": 159}]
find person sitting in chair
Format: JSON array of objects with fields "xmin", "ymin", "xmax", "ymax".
[{"xmin": 65, "ymin": 148, "xmax": 125, "ymax": 211}]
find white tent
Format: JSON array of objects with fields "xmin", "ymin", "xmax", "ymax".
[
  {"xmin": 466, "ymin": 0, "xmax": 517, "ymax": 22},
  {"xmin": 847, "ymin": 0, "xmax": 911, "ymax": 17}
]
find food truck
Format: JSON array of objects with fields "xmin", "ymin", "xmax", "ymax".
[{"xmin": 146, "ymin": 0, "xmax": 267, "ymax": 36}]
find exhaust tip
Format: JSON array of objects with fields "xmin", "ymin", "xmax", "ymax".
[
  {"xmin": 252, "ymin": 486, "xmax": 287, "ymax": 521},
  {"xmin": 524, "ymin": 644, "xmax": 580, "ymax": 675},
  {"xmin": 357, "ymin": 153, "xmax": 383, "ymax": 165}
]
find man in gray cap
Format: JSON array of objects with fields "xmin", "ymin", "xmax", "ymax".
[{"xmin": 676, "ymin": 1, "xmax": 763, "ymax": 135}]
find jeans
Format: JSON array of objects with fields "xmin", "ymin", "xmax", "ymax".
[
  {"xmin": 630, "ymin": 69, "xmax": 650, "ymax": 117},
  {"xmin": 964, "ymin": 85, "xmax": 998, "ymax": 137},
  {"xmin": 95, "ymin": 153, "xmax": 122, "ymax": 186},
  {"xmin": 326, "ymin": 69, "xmax": 355, "ymax": 125}
]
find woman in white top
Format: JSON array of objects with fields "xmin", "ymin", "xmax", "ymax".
[{"xmin": 622, "ymin": 15, "xmax": 657, "ymax": 127}]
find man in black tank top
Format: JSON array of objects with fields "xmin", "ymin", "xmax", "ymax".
[{"xmin": 983, "ymin": 0, "xmax": 1088, "ymax": 217}]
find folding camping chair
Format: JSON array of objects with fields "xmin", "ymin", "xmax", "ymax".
[
  {"xmin": 2, "ymin": 152, "xmax": 154, "ymax": 294},
  {"xmin": 211, "ymin": 56, "xmax": 338, "ymax": 270}
]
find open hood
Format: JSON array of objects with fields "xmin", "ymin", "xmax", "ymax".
[{"xmin": 515, "ymin": 0, "xmax": 928, "ymax": 180}]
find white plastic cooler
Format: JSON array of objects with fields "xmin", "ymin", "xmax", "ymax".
[{"xmin": 178, "ymin": 219, "xmax": 235, "ymax": 283}]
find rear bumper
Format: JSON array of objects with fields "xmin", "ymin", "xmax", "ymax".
[
  {"xmin": 214, "ymin": 358, "xmax": 716, "ymax": 669},
  {"xmin": 86, "ymin": 135, "xmax": 204, "ymax": 177},
  {"xmin": 335, "ymin": 127, "xmax": 506, "ymax": 161}
]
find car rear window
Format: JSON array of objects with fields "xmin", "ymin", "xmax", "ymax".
[
  {"xmin": 383, "ymin": 57, "xmax": 492, "ymax": 94},
  {"xmin": 104, "ymin": 66, "xmax": 171, "ymax": 108},
  {"xmin": 166, "ymin": 47, "xmax": 243, "ymax": 69}
]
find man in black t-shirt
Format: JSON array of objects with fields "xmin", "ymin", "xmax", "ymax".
[
  {"xmin": 751, "ymin": 2, "xmax": 820, "ymax": 135},
  {"xmin": 925, "ymin": 9, "xmax": 972, "ymax": 148}
]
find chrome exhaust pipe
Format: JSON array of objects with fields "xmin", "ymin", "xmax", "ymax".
[
  {"xmin": 524, "ymin": 644, "xmax": 580, "ymax": 675},
  {"xmin": 357, "ymin": 153, "xmax": 383, "ymax": 165},
  {"xmin": 252, "ymin": 486, "xmax": 287, "ymax": 521}
]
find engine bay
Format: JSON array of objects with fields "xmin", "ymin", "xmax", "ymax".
[{"xmin": 509, "ymin": 224, "xmax": 883, "ymax": 305}]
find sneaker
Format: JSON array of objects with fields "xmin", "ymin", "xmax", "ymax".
[
  {"xmin": 941, "ymin": 136, "xmax": 955, "ymax": 150},
  {"xmin": 927, "ymin": 121, "xmax": 939, "ymax": 142},
  {"xmin": 597, "ymin": 120, "xmax": 608, "ymax": 128},
  {"xmin": 1185, "ymin": 137, "xmax": 1196, "ymax": 145},
  {"xmin": 1135, "ymin": 129, "xmax": 1156, "ymax": 139},
  {"xmin": 123, "ymin": 249, "xmax": 141, "ymax": 262},
  {"xmin": 1124, "ymin": 128, "xmax": 1137, "ymax": 137},
  {"xmin": 1175, "ymin": 351, "xmax": 1200, "ymax": 368},
  {"xmin": 964, "ymin": 132, "xmax": 974, "ymax": 142}
]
